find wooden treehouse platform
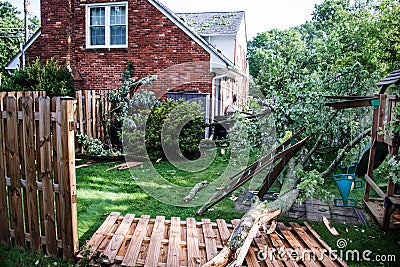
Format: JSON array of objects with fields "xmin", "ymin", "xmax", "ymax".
[{"xmin": 78, "ymin": 212, "xmax": 348, "ymax": 267}]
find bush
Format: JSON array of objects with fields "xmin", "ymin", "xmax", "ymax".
[
  {"xmin": 0, "ymin": 58, "xmax": 74, "ymax": 97},
  {"xmin": 122, "ymin": 90, "xmax": 205, "ymax": 161}
]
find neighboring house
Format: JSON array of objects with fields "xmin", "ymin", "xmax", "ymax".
[{"xmin": 6, "ymin": 0, "xmax": 249, "ymax": 121}]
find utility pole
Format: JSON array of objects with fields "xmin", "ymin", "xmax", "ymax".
[{"xmin": 22, "ymin": 0, "xmax": 29, "ymax": 68}]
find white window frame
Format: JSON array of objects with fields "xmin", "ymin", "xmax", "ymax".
[{"xmin": 86, "ymin": 2, "xmax": 128, "ymax": 49}]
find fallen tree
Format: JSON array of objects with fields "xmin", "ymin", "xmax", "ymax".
[{"xmin": 201, "ymin": 119, "xmax": 370, "ymax": 267}]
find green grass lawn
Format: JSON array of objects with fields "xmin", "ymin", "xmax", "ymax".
[{"xmin": 0, "ymin": 155, "xmax": 399, "ymax": 266}]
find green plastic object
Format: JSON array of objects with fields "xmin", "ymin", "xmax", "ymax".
[
  {"xmin": 340, "ymin": 162, "xmax": 357, "ymax": 175},
  {"xmin": 333, "ymin": 174, "xmax": 358, "ymax": 207},
  {"xmin": 371, "ymin": 99, "xmax": 380, "ymax": 110}
]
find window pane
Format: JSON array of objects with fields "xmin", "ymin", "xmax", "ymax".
[
  {"xmin": 110, "ymin": 6, "xmax": 126, "ymax": 25},
  {"xmin": 91, "ymin": 26, "xmax": 105, "ymax": 45},
  {"xmin": 110, "ymin": 26, "xmax": 126, "ymax": 45},
  {"xmin": 90, "ymin": 7, "xmax": 105, "ymax": 26}
]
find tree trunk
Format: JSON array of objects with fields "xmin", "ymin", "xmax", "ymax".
[{"xmin": 201, "ymin": 161, "xmax": 301, "ymax": 267}]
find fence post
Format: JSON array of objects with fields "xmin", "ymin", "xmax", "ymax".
[
  {"xmin": 0, "ymin": 96, "xmax": 9, "ymax": 244},
  {"xmin": 60, "ymin": 97, "xmax": 78, "ymax": 260}
]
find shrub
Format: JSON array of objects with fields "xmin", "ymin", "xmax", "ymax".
[
  {"xmin": 122, "ymin": 90, "xmax": 205, "ymax": 161},
  {"xmin": 0, "ymin": 57, "xmax": 74, "ymax": 97}
]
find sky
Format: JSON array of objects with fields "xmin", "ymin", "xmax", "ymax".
[{"xmin": 9, "ymin": 0, "xmax": 323, "ymax": 39}]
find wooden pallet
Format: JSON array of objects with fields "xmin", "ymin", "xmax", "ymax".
[{"xmin": 78, "ymin": 213, "xmax": 348, "ymax": 267}]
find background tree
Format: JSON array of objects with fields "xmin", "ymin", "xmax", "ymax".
[
  {"xmin": 0, "ymin": 1, "xmax": 40, "ymax": 76},
  {"xmin": 202, "ymin": 1, "xmax": 400, "ymax": 265},
  {"xmin": 0, "ymin": 1, "xmax": 23, "ymax": 75}
]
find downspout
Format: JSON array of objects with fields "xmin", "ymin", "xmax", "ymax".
[{"xmin": 211, "ymin": 69, "xmax": 231, "ymax": 123}]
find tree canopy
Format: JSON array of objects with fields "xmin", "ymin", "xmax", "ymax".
[
  {"xmin": 0, "ymin": 1, "xmax": 40, "ymax": 75},
  {"xmin": 248, "ymin": 0, "xmax": 400, "ymax": 167}
]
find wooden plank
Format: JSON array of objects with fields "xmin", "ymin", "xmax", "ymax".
[
  {"xmin": 289, "ymin": 222, "xmax": 338, "ymax": 267},
  {"xmin": 0, "ymin": 100, "xmax": 9, "ymax": 244},
  {"xmin": 21, "ymin": 96, "xmax": 41, "ymax": 252},
  {"xmin": 268, "ymin": 233, "xmax": 298, "ymax": 267},
  {"xmin": 253, "ymin": 236, "xmax": 282, "ymax": 267},
  {"xmin": 322, "ymin": 216, "xmax": 339, "ymax": 236},
  {"xmin": 103, "ymin": 214, "xmax": 135, "ymax": 261},
  {"xmin": 186, "ymin": 218, "xmax": 201, "ymax": 267},
  {"xmin": 246, "ymin": 247, "xmax": 262, "ymax": 267},
  {"xmin": 96, "ymin": 93, "xmax": 101, "ymax": 140},
  {"xmin": 145, "ymin": 216, "xmax": 166, "ymax": 267},
  {"xmin": 122, "ymin": 215, "xmax": 151, "ymax": 266},
  {"xmin": 85, "ymin": 212, "xmax": 121, "ymax": 258},
  {"xmin": 35, "ymin": 97, "xmax": 46, "ymax": 239},
  {"xmin": 364, "ymin": 174, "xmax": 385, "ymax": 199},
  {"xmin": 304, "ymin": 222, "xmax": 348, "ymax": 267},
  {"xmin": 363, "ymin": 199, "xmax": 384, "ymax": 227},
  {"xmin": 277, "ymin": 224, "xmax": 318, "ymax": 267},
  {"xmin": 216, "ymin": 219, "xmax": 230, "ymax": 245},
  {"xmin": 17, "ymin": 93, "xmax": 30, "ymax": 245},
  {"xmin": 91, "ymin": 90, "xmax": 96, "ymax": 139},
  {"xmin": 39, "ymin": 97, "xmax": 57, "ymax": 257},
  {"xmin": 166, "ymin": 217, "xmax": 181, "ymax": 267},
  {"xmin": 60, "ymin": 97, "xmax": 79, "ymax": 260},
  {"xmin": 325, "ymin": 98, "xmax": 377, "ymax": 109},
  {"xmin": 201, "ymin": 219, "xmax": 218, "ymax": 261},
  {"xmin": 5, "ymin": 96, "xmax": 24, "ymax": 248},
  {"xmin": 364, "ymin": 106, "xmax": 379, "ymax": 200},
  {"xmin": 52, "ymin": 97, "xmax": 62, "ymax": 241},
  {"xmin": 377, "ymin": 94, "xmax": 387, "ymax": 142}
]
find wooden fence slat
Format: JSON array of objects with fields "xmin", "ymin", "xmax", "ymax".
[
  {"xmin": 39, "ymin": 97, "xmax": 57, "ymax": 257},
  {"xmin": 145, "ymin": 216, "xmax": 166, "ymax": 267},
  {"xmin": 17, "ymin": 94, "xmax": 31, "ymax": 243},
  {"xmin": 52, "ymin": 97, "xmax": 62, "ymax": 241},
  {"xmin": 0, "ymin": 99, "xmax": 9, "ymax": 244},
  {"xmin": 34, "ymin": 97, "xmax": 46, "ymax": 238},
  {"xmin": 53, "ymin": 97, "xmax": 66, "ymax": 249},
  {"xmin": 22, "ymin": 96, "xmax": 41, "ymax": 252},
  {"xmin": 166, "ymin": 217, "xmax": 181, "ymax": 267},
  {"xmin": 122, "ymin": 215, "xmax": 151, "ymax": 267},
  {"xmin": 5, "ymin": 96, "xmax": 24, "ymax": 248},
  {"xmin": 103, "ymin": 214, "xmax": 135, "ymax": 261},
  {"xmin": 60, "ymin": 97, "xmax": 78, "ymax": 260},
  {"xmin": 201, "ymin": 219, "xmax": 217, "ymax": 261},
  {"xmin": 186, "ymin": 218, "xmax": 201, "ymax": 267},
  {"xmin": 91, "ymin": 90, "xmax": 96, "ymax": 139}
]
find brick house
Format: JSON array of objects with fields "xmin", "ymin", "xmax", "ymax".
[{"xmin": 6, "ymin": 0, "xmax": 249, "ymax": 121}]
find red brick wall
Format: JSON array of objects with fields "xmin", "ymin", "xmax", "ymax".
[{"xmin": 27, "ymin": 0, "xmax": 213, "ymax": 95}]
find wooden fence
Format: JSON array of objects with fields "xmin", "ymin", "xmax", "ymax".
[
  {"xmin": 74, "ymin": 90, "xmax": 112, "ymax": 147},
  {"xmin": 0, "ymin": 91, "xmax": 78, "ymax": 260}
]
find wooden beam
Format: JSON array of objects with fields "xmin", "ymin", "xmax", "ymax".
[
  {"xmin": 364, "ymin": 174, "xmax": 385, "ymax": 199},
  {"xmin": 325, "ymin": 98, "xmax": 377, "ymax": 109},
  {"xmin": 324, "ymin": 95, "xmax": 372, "ymax": 100}
]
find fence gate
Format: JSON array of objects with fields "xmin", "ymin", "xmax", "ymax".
[{"xmin": 0, "ymin": 91, "xmax": 78, "ymax": 260}]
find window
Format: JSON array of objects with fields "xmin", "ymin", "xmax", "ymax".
[{"xmin": 86, "ymin": 2, "xmax": 128, "ymax": 48}]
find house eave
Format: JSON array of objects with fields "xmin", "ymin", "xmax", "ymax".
[{"xmin": 6, "ymin": 29, "xmax": 41, "ymax": 70}]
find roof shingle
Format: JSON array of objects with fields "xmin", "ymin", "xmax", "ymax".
[{"xmin": 177, "ymin": 11, "xmax": 244, "ymax": 36}]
